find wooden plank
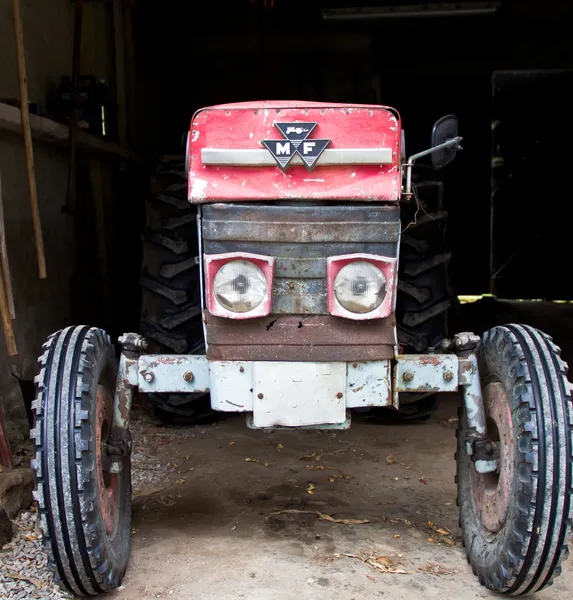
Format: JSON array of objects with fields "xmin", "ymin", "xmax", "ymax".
[
  {"xmin": 0, "ymin": 402, "xmax": 14, "ymax": 469},
  {"xmin": 11, "ymin": 0, "xmax": 47, "ymax": 279},
  {"xmin": 0, "ymin": 174, "xmax": 15, "ymax": 318},
  {"xmin": 0, "ymin": 102, "xmax": 137, "ymax": 160},
  {"xmin": 113, "ymin": 0, "xmax": 127, "ymax": 146}
]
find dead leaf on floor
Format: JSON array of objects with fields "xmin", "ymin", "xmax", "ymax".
[
  {"xmin": 276, "ymin": 443, "xmax": 284, "ymax": 450},
  {"xmin": 440, "ymin": 416, "xmax": 459, "ymax": 427},
  {"xmin": 299, "ymin": 449, "xmax": 347, "ymax": 462},
  {"xmin": 335, "ymin": 552, "xmax": 409, "ymax": 574},
  {"xmin": 6, "ymin": 572, "xmax": 43, "ymax": 588},
  {"xmin": 306, "ymin": 482, "xmax": 316, "ymax": 495},
  {"xmin": 267, "ymin": 509, "xmax": 370, "ymax": 525},
  {"xmin": 306, "ymin": 465, "xmax": 325, "ymax": 471},
  {"xmin": 385, "ymin": 454, "xmax": 397, "ymax": 465},
  {"xmin": 228, "ymin": 441, "xmax": 235, "ymax": 446},
  {"xmin": 393, "ymin": 534, "xmax": 401, "ymax": 539},
  {"xmin": 419, "ymin": 562, "xmax": 457, "ymax": 576},
  {"xmin": 299, "ymin": 451, "xmax": 320, "ymax": 461},
  {"xmin": 263, "ymin": 462, "xmax": 272, "ymax": 468},
  {"xmin": 427, "ymin": 521, "xmax": 457, "ymax": 545},
  {"xmin": 418, "ymin": 478, "xmax": 428, "ymax": 485},
  {"xmin": 134, "ymin": 486, "xmax": 168, "ymax": 499},
  {"xmin": 245, "ymin": 457, "xmax": 258, "ymax": 463},
  {"xmin": 176, "ymin": 479, "xmax": 185, "ymax": 484}
]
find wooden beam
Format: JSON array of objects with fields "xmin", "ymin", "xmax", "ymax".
[
  {"xmin": 11, "ymin": 0, "xmax": 47, "ymax": 279},
  {"xmin": 113, "ymin": 0, "xmax": 128, "ymax": 147},
  {"xmin": 0, "ymin": 102, "xmax": 138, "ymax": 160}
]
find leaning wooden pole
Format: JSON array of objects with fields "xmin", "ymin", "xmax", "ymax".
[{"xmin": 11, "ymin": 0, "xmax": 47, "ymax": 279}]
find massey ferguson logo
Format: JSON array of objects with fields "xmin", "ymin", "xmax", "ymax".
[{"xmin": 262, "ymin": 122, "xmax": 330, "ymax": 171}]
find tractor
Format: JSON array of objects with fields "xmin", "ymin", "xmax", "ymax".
[{"xmin": 31, "ymin": 101, "xmax": 572, "ymax": 595}]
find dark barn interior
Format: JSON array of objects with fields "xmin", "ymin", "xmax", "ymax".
[
  {"xmin": 1, "ymin": 2, "xmax": 573, "ymax": 597},
  {"xmin": 137, "ymin": 0, "xmax": 573, "ymax": 299}
]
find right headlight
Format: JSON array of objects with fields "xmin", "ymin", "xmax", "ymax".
[
  {"xmin": 213, "ymin": 260, "xmax": 267, "ymax": 313},
  {"xmin": 333, "ymin": 261, "xmax": 386, "ymax": 314}
]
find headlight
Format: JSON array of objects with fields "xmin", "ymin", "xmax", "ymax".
[
  {"xmin": 333, "ymin": 261, "xmax": 386, "ymax": 314},
  {"xmin": 213, "ymin": 260, "xmax": 267, "ymax": 313}
]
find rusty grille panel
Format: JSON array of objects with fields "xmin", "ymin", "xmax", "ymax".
[{"xmin": 202, "ymin": 203, "xmax": 400, "ymax": 315}]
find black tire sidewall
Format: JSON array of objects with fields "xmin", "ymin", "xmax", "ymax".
[
  {"xmin": 457, "ymin": 333, "xmax": 527, "ymax": 588},
  {"xmin": 85, "ymin": 337, "xmax": 132, "ymax": 586}
]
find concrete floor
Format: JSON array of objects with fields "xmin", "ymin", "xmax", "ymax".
[{"xmin": 111, "ymin": 397, "xmax": 572, "ymax": 600}]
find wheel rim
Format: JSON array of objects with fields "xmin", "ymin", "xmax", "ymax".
[
  {"xmin": 95, "ymin": 384, "xmax": 120, "ymax": 536},
  {"xmin": 470, "ymin": 381, "xmax": 514, "ymax": 533}
]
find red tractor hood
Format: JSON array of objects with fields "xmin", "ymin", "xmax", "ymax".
[{"xmin": 188, "ymin": 101, "xmax": 401, "ymax": 203}]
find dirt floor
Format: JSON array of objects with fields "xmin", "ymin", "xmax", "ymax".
[{"xmin": 109, "ymin": 396, "xmax": 572, "ymax": 600}]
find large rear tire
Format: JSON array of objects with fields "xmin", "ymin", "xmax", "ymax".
[
  {"xmin": 31, "ymin": 327, "xmax": 131, "ymax": 595},
  {"xmin": 457, "ymin": 324, "xmax": 573, "ymax": 594},
  {"xmin": 140, "ymin": 156, "xmax": 208, "ymax": 421},
  {"xmin": 397, "ymin": 179, "xmax": 452, "ymax": 353}
]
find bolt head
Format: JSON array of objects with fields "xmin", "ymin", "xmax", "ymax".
[
  {"xmin": 352, "ymin": 363, "xmax": 358, "ymax": 368},
  {"xmin": 402, "ymin": 371, "xmax": 414, "ymax": 382},
  {"xmin": 258, "ymin": 393, "xmax": 264, "ymax": 399},
  {"xmin": 183, "ymin": 371, "xmax": 194, "ymax": 382},
  {"xmin": 143, "ymin": 372, "xmax": 154, "ymax": 383},
  {"xmin": 239, "ymin": 366, "xmax": 245, "ymax": 373},
  {"xmin": 336, "ymin": 392, "xmax": 343, "ymax": 399},
  {"xmin": 443, "ymin": 371, "xmax": 454, "ymax": 381}
]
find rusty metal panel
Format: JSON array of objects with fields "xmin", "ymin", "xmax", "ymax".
[
  {"xmin": 252, "ymin": 362, "xmax": 347, "ymax": 427},
  {"xmin": 188, "ymin": 101, "xmax": 401, "ymax": 203},
  {"xmin": 209, "ymin": 361, "xmax": 254, "ymax": 412},
  {"xmin": 138, "ymin": 355, "xmax": 210, "ymax": 393},
  {"xmin": 205, "ymin": 312, "xmax": 395, "ymax": 362},
  {"xmin": 394, "ymin": 354, "xmax": 458, "ymax": 393},
  {"xmin": 346, "ymin": 361, "xmax": 391, "ymax": 408}
]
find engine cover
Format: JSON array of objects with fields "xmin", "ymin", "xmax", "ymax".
[{"xmin": 188, "ymin": 101, "xmax": 401, "ymax": 203}]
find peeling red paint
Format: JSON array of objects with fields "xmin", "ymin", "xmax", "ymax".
[{"xmin": 188, "ymin": 101, "xmax": 401, "ymax": 203}]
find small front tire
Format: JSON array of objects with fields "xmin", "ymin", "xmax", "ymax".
[
  {"xmin": 32, "ymin": 326, "xmax": 132, "ymax": 596},
  {"xmin": 457, "ymin": 324, "xmax": 573, "ymax": 595}
]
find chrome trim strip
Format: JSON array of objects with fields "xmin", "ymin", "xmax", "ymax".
[{"xmin": 201, "ymin": 147, "xmax": 393, "ymax": 167}]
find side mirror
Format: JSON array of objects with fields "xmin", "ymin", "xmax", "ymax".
[{"xmin": 431, "ymin": 115, "xmax": 459, "ymax": 169}]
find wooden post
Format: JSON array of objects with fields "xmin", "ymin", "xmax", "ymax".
[
  {"xmin": 11, "ymin": 0, "xmax": 47, "ymax": 279},
  {"xmin": 64, "ymin": 0, "xmax": 84, "ymax": 216},
  {"xmin": 0, "ymin": 255, "xmax": 17, "ymax": 356},
  {"xmin": 0, "ymin": 174, "xmax": 15, "ymax": 319},
  {"xmin": 113, "ymin": 0, "xmax": 127, "ymax": 147},
  {"xmin": 0, "ymin": 401, "xmax": 14, "ymax": 469}
]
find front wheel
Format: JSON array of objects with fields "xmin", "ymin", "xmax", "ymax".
[
  {"xmin": 457, "ymin": 324, "xmax": 573, "ymax": 595},
  {"xmin": 31, "ymin": 326, "xmax": 132, "ymax": 596}
]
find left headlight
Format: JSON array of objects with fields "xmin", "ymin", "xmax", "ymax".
[
  {"xmin": 205, "ymin": 252, "xmax": 275, "ymax": 319},
  {"xmin": 326, "ymin": 253, "xmax": 397, "ymax": 320},
  {"xmin": 214, "ymin": 260, "xmax": 267, "ymax": 313},
  {"xmin": 334, "ymin": 261, "xmax": 386, "ymax": 314}
]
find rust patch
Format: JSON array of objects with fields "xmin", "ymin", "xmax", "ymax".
[
  {"xmin": 415, "ymin": 355, "xmax": 441, "ymax": 366},
  {"xmin": 205, "ymin": 311, "xmax": 395, "ymax": 362}
]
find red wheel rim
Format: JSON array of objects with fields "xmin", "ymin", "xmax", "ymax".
[
  {"xmin": 95, "ymin": 384, "xmax": 120, "ymax": 536},
  {"xmin": 470, "ymin": 382, "xmax": 514, "ymax": 533}
]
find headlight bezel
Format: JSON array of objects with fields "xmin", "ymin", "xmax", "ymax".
[
  {"xmin": 205, "ymin": 252, "xmax": 275, "ymax": 319},
  {"xmin": 327, "ymin": 253, "xmax": 397, "ymax": 320}
]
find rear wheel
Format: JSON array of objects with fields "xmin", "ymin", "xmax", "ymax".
[
  {"xmin": 140, "ymin": 156, "xmax": 208, "ymax": 421},
  {"xmin": 390, "ymin": 177, "xmax": 452, "ymax": 419},
  {"xmin": 397, "ymin": 178, "xmax": 452, "ymax": 353},
  {"xmin": 457, "ymin": 324, "xmax": 573, "ymax": 594},
  {"xmin": 32, "ymin": 327, "xmax": 131, "ymax": 595}
]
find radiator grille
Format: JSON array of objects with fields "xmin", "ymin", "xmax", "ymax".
[{"xmin": 202, "ymin": 203, "xmax": 400, "ymax": 315}]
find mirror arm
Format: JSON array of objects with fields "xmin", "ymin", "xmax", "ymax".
[{"xmin": 402, "ymin": 136, "xmax": 463, "ymax": 198}]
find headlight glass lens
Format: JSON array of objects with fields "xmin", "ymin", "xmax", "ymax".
[
  {"xmin": 214, "ymin": 260, "xmax": 267, "ymax": 313},
  {"xmin": 334, "ymin": 261, "xmax": 386, "ymax": 314}
]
